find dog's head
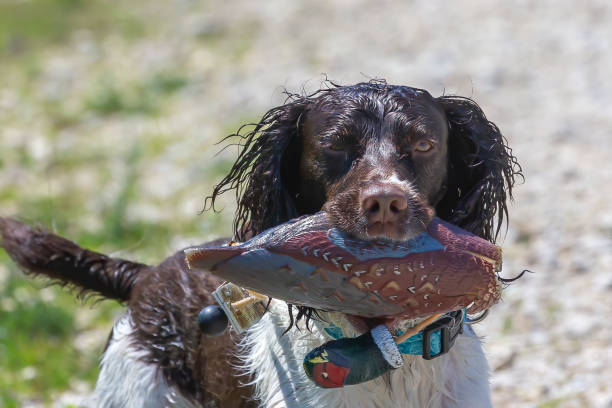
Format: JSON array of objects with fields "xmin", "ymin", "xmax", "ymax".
[
  {"xmin": 301, "ymin": 85, "xmax": 447, "ymax": 241},
  {"xmin": 209, "ymin": 81, "xmax": 521, "ymax": 245}
]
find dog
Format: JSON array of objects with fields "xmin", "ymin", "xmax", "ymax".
[{"xmin": 0, "ymin": 81, "xmax": 521, "ymax": 407}]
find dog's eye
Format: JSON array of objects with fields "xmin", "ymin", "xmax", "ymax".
[{"xmin": 414, "ymin": 140, "xmax": 434, "ymax": 153}]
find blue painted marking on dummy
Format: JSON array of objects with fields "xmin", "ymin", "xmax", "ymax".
[
  {"xmin": 327, "ymin": 229, "xmax": 444, "ymax": 261},
  {"xmin": 222, "ymin": 249, "xmax": 316, "ymax": 278},
  {"xmin": 324, "ymin": 323, "xmax": 347, "ymax": 339}
]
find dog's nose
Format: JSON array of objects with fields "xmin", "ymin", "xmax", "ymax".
[{"xmin": 361, "ymin": 184, "xmax": 408, "ymax": 224}]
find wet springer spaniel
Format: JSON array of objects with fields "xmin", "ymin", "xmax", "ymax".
[{"xmin": 0, "ymin": 81, "xmax": 521, "ymax": 407}]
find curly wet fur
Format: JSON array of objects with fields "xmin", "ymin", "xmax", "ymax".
[{"xmin": 0, "ymin": 217, "xmax": 146, "ymax": 302}]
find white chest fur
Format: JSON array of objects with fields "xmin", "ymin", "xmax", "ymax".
[
  {"xmin": 239, "ymin": 301, "xmax": 493, "ymax": 408},
  {"xmin": 90, "ymin": 314, "xmax": 197, "ymax": 408},
  {"xmin": 92, "ymin": 305, "xmax": 492, "ymax": 408}
]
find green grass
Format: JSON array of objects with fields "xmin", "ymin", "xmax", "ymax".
[
  {"xmin": 502, "ymin": 316, "xmax": 513, "ymax": 334},
  {"xmin": 0, "ymin": 256, "xmax": 120, "ymax": 405},
  {"xmin": 537, "ymin": 397, "xmax": 568, "ymax": 408},
  {"xmin": 85, "ymin": 72, "xmax": 189, "ymax": 117},
  {"xmin": 0, "ymin": 112, "xmax": 237, "ymax": 403},
  {"xmin": 0, "ymin": 1, "xmax": 251, "ymax": 405},
  {"xmin": 0, "ymin": 0, "xmax": 144, "ymax": 58},
  {"xmin": 0, "ymin": 0, "xmax": 88, "ymax": 55},
  {"xmin": 0, "ymin": 173, "xmax": 229, "ymax": 406},
  {"xmin": 0, "ymin": 92, "xmax": 217, "ymax": 408}
]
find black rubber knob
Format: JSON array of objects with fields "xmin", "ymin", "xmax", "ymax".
[{"xmin": 197, "ymin": 305, "xmax": 229, "ymax": 336}]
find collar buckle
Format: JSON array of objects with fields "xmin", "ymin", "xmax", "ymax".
[{"xmin": 422, "ymin": 310, "xmax": 464, "ymax": 360}]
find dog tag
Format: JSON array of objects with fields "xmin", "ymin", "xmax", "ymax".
[{"xmin": 212, "ymin": 282, "xmax": 267, "ymax": 334}]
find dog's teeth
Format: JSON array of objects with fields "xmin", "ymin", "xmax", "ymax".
[
  {"xmin": 322, "ymin": 252, "xmax": 330, "ymax": 261},
  {"xmin": 354, "ymin": 270, "xmax": 366, "ymax": 277},
  {"xmin": 331, "ymin": 257, "xmax": 342, "ymax": 267},
  {"xmin": 424, "ymin": 294, "xmax": 429, "ymax": 300},
  {"xmin": 407, "ymin": 286, "xmax": 415, "ymax": 294},
  {"xmin": 389, "ymin": 295, "xmax": 398, "ymax": 301},
  {"xmin": 434, "ymin": 275, "xmax": 440, "ymax": 283},
  {"xmin": 342, "ymin": 263, "xmax": 352, "ymax": 272},
  {"xmin": 419, "ymin": 261, "xmax": 424, "ymax": 269},
  {"xmin": 313, "ymin": 249, "xmax": 319, "ymax": 257},
  {"xmin": 301, "ymin": 246, "xmax": 309, "ymax": 256},
  {"xmin": 364, "ymin": 281, "xmax": 373, "ymax": 289},
  {"xmin": 421, "ymin": 274, "xmax": 427, "ymax": 281}
]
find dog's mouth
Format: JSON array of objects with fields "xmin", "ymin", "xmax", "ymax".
[
  {"xmin": 365, "ymin": 221, "xmax": 410, "ymax": 241},
  {"xmin": 324, "ymin": 190, "xmax": 435, "ymax": 243},
  {"xmin": 362, "ymin": 211, "xmax": 432, "ymax": 242}
]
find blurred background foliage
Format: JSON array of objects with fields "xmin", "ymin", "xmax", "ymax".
[
  {"xmin": 1, "ymin": 0, "xmax": 611, "ymax": 407},
  {"xmin": 0, "ymin": 0, "xmax": 241, "ymax": 405}
]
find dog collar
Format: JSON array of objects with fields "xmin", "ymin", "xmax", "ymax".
[
  {"xmin": 396, "ymin": 309, "xmax": 465, "ymax": 359},
  {"xmin": 324, "ymin": 310, "xmax": 465, "ymax": 360}
]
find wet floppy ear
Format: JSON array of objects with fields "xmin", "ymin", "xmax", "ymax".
[
  {"xmin": 434, "ymin": 96, "xmax": 522, "ymax": 242},
  {"xmin": 207, "ymin": 101, "xmax": 308, "ymax": 241}
]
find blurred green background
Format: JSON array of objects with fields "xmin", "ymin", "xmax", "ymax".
[
  {"xmin": 0, "ymin": 1, "xmax": 242, "ymax": 406},
  {"xmin": 1, "ymin": 0, "xmax": 611, "ymax": 407}
]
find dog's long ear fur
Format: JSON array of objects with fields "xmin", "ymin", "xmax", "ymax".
[
  {"xmin": 207, "ymin": 99, "xmax": 308, "ymax": 241},
  {"xmin": 435, "ymin": 96, "xmax": 522, "ymax": 242}
]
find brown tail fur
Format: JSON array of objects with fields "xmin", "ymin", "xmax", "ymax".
[{"xmin": 0, "ymin": 217, "xmax": 149, "ymax": 302}]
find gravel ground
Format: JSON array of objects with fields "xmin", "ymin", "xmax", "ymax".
[{"xmin": 1, "ymin": 1, "xmax": 611, "ymax": 407}]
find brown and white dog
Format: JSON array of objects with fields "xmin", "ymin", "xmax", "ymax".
[{"xmin": 0, "ymin": 81, "xmax": 521, "ymax": 407}]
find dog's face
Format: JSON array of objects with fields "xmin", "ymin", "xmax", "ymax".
[
  {"xmin": 211, "ymin": 81, "xmax": 519, "ymax": 246},
  {"xmin": 295, "ymin": 90, "xmax": 449, "ymax": 241}
]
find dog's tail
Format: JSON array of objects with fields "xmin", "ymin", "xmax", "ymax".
[{"xmin": 0, "ymin": 217, "xmax": 150, "ymax": 302}]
